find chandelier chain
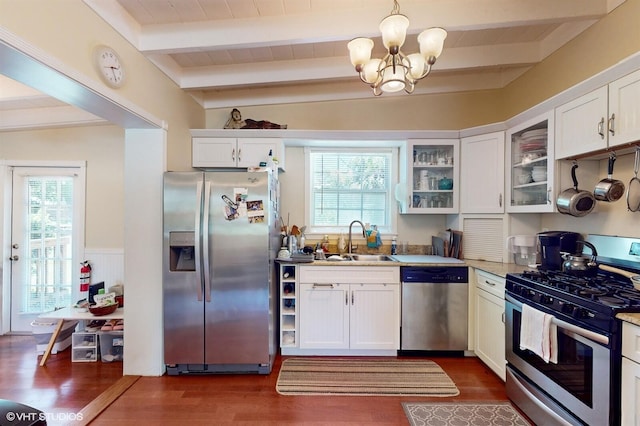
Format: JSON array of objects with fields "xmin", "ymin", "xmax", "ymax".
[{"xmin": 391, "ymin": 0, "xmax": 401, "ymax": 15}]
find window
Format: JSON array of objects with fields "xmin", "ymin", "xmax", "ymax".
[{"xmin": 305, "ymin": 147, "xmax": 397, "ymax": 234}]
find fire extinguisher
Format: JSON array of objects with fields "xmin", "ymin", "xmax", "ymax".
[{"xmin": 80, "ymin": 261, "xmax": 92, "ymax": 293}]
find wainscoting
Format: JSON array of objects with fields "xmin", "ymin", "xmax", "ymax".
[{"xmin": 84, "ymin": 248, "xmax": 124, "ymax": 288}]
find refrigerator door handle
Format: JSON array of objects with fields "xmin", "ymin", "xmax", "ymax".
[
  {"xmin": 194, "ymin": 180, "xmax": 204, "ymax": 302},
  {"xmin": 202, "ymin": 180, "xmax": 212, "ymax": 302}
]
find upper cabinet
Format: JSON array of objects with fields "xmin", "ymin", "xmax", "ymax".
[
  {"xmin": 555, "ymin": 69, "xmax": 640, "ymax": 159},
  {"xmin": 402, "ymin": 139, "xmax": 459, "ymax": 214},
  {"xmin": 460, "ymin": 132, "xmax": 505, "ymax": 214},
  {"xmin": 506, "ymin": 112, "xmax": 556, "ymax": 213},
  {"xmin": 192, "ymin": 137, "xmax": 286, "ymax": 170}
]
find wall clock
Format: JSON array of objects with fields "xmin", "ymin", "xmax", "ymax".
[{"xmin": 94, "ymin": 45, "xmax": 125, "ymax": 88}]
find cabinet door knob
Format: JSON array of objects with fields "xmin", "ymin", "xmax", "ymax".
[
  {"xmin": 232, "ymin": 148, "xmax": 236, "ymax": 162},
  {"xmin": 9, "ymin": 255, "xmax": 19, "ymax": 261}
]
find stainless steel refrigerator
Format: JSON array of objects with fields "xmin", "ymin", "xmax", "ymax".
[{"xmin": 163, "ymin": 171, "xmax": 279, "ymax": 375}]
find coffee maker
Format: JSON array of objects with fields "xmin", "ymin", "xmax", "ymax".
[{"xmin": 537, "ymin": 231, "xmax": 582, "ymax": 271}]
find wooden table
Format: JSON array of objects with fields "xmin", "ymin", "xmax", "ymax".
[{"xmin": 38, "ymin": 306, "xmax": 124, "ymax": 366}]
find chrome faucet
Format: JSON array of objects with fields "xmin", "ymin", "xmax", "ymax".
[{"xmin": 348, "ymin": 220, "xmax": 366, "ymax": 254}]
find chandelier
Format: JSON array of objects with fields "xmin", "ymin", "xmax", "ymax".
[{"xmin": 347, "ymin": 0, "xmax": 447, "ymax": 96}]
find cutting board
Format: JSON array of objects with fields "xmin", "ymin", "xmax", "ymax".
[
  {"xmin": 451, "ymin": 230, "xmax": 463, "ymax": 259},
  {"xmin": 438, "ymin": 231, "xmax": 451, "ymax": 257},
  {"xmin": 432, "ymin": 236, "xmax": 445, "ymax": 257}
]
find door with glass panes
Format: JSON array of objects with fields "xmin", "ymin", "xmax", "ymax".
[{"xmin": 9, "ymin": 166, "xmax": 85, "ymax": 332}]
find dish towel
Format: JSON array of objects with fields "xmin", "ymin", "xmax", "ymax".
[{"xmin": 520, "ymin": 304, "xmax": 558, "ymax": 363}]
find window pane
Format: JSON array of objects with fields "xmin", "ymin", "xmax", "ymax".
[{"xmin": 23, "ymin": 176, "xmax": 74, "ymax": 313}]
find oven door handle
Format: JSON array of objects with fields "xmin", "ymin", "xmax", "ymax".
[{"xmin": 506, "ymin": 295, "xmax": 609, "ymax": 346}]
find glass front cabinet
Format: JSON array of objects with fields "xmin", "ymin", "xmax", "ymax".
[
  {"xmin": 401, "ymin": 139, "xmax": 459, "ymax": 214},
  {"xmin": 506, "ymin": 112, "xmax": 556, "ymax": 212}
]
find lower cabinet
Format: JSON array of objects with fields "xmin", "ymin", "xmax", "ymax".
[
  {"xmin": 298, "ymin": 266, "xmax": 400, "ymax": 353},
  {"xmin": 474, "ymin": 269, "xmax": 506, "ymax": 381},
  {"xmin": 622, "ymin": 321, "xmax": 640, "ymax": 426}
]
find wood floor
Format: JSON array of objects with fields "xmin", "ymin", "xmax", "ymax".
[{"xmin": 1, "ymin": 335, "xmax": 510, "ymax": 425}]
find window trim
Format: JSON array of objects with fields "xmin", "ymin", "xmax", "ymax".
[{"xmin": 304, "ymin": 146, "xmax": 398, "ymax": 237}]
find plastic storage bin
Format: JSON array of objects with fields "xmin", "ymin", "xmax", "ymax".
[
  {"xmin": 31, "ymin": 319, "xmax": 78, "ymax": 355},
  {"xmin": 99, "ymin": 331, "xmax": 124, "ymax": 362},
  {"xmin": 71, "ymin": 332, "xmax": 98, "ymax": 362}
]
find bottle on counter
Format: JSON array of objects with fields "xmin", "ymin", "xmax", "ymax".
[
  {"xmin": 338, "ymin": 232, "xmax": 346, "ymax": 253},
  {"xmin": 391, "ymin": 237, "xmax": 397, "ymax": 255},
  {"xmin": 321, "ymin": 234, "xmax": 330, "ymax": 252}
]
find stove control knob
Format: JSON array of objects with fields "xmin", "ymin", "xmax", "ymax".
[
  {"xmin": 561, "ymin": 303, "xmax": 576, "ymax": 315},
  {"xmin": 540, "ymin": 295, "xmax": 553, "ymax": 305},
  {"xmin": 575, "ymin": 308, "xmax": 591, "ymax": 319}
]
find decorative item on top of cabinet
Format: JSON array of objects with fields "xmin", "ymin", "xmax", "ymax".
[
  {"xmin": 506, "ymin": 112, "xmax": 556, "ymax": 213},
  {"xmin": 279, "ymin": 264, "xmax": 298, "ymax": 352},
  {"xmin": 403, "ymin": 139, "xmax": 459, "ymax": 214},
  {"xmin": 223, "ymin": 108, "xmax": 287, "ymax": 130},
  {"xmin": 191, "ymin": 135, "xmax": 285, "ymax": 171},
  {"xmin": 460, "ymin": 132, "xmax": 505, "ymax": 213},
  {"xmin": 555, "ymin": 69, "xmax": 640, "ymax": 159},
  {"xmin": 473, "ymin": 269, "xmax": 506, "ymax": 381}
]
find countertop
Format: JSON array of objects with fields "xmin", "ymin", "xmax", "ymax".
[
  {"xmin": 618, "ymin": 312, "xmax": 640, "ymax": 326},
  {"xmin": 278, "ymin": 256, "xmax": 532, "ymax": 278},
  {"xmin": 39, "ymin": 306, "xmax": 124, "ymax": 321}
]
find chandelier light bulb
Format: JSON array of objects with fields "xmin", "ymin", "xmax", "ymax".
[
  {"xmin": 380, "ymin": 59, "xmax": 407, "ymax": 93},
  {"xmin": 405, "ymin": 53, "xmax": 425, "ymax": 80},
  {"xmin": 379, "ymin": 13, "xmax": 409, "ymax": 52},
  {"xmin": 363, "ymin": 59, "xmax": 383, "ymax": 84},
  {"xmin": 347, "ymin": 38, "xmax": 374, "ymax": 70},
  {"xmin": 418, "ymin": 27, "xmax": 448, "ymax": 60}
]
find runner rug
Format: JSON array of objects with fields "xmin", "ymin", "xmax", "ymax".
[
  {"xmin": 276, "ymin": 358, "xmax": 459, "ymax": 396},
  {"xmin": 403, "ymin": 402, "xmax": 532, "ymax": 426}
]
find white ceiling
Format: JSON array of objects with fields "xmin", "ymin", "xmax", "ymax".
[
  {"xmin": 0, "ymin": 0, "xmax": 626, "ymax": 130},
  {"xmin": 82, "ymin": 0, "xmax": 624, "ymax": 108}
]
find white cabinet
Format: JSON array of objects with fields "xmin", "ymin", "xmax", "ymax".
[
  {"xmin": 192, "ymin": 137, "xmax": 285, "ymax": 170},
  {"xmin": 474, "ymin": 269, "xmax": 506, "ymax": 381},
  {"xmin": 460, "ymin": 132, "xmax": 505, "ymax": 213},
  {"xmin": 506, "ymin": 112, "xmax": 556, "ymax": 212},
  {"xmin": 403, "ymin": 139, "xmax": 459, "ymax": 214},
  {"xmin": 555, "ymin": 69, "xmax": 640, "ymax": 159},
  {"xmin": 622, "ymin": 321, "xmax": 640, "ymax": 426},
  {"xmin": 298, "ymin": 266, "xmax": 400, "ymax": 353}
]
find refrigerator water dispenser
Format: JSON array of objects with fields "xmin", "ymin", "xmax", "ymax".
[{"xmin": 169, "ymin": 231, "xmax": 196, "ymax": 271}]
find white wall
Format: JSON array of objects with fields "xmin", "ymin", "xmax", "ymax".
[{"xmin": 0, "ymin": 125, "xmax": 125, "ymax": 248}]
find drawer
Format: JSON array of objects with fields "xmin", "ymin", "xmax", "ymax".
[
  {"xmin": 622, "ymin": 321, "xmax": 640, "ymax": 363},
  {"xmin": 299, "ymin": 266, "xmax": 399, "ymax": 284},
  {"xmin": 475, "ymin": 269, "xmax": 505, "ymax": 299}
]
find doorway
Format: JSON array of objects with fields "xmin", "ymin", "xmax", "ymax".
[{"xmin": 8, "ymin": 165, "xmax": 85, "ymax": 332}]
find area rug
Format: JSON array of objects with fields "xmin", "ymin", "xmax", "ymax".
[
  {"xmin": 276, "ymin": 358, "xmax": 459, "ymax": 396},
  {"xmin": 402, "ymin": 402, "xmax": 532, "ymax": 426}
]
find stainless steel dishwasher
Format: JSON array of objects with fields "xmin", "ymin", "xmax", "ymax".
[{"xmin": 400, "ymin": 266, "xmax": 468, "ymax": 352}]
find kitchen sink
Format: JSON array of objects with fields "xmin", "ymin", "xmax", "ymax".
[{"xmin": 346, "ymin": 254, "xmax": 396, "ymax": 262}]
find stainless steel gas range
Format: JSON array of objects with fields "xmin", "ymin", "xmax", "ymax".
[{"xmin": 505, "ymin": 234, "xmax": 640, "ymax": 426}]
